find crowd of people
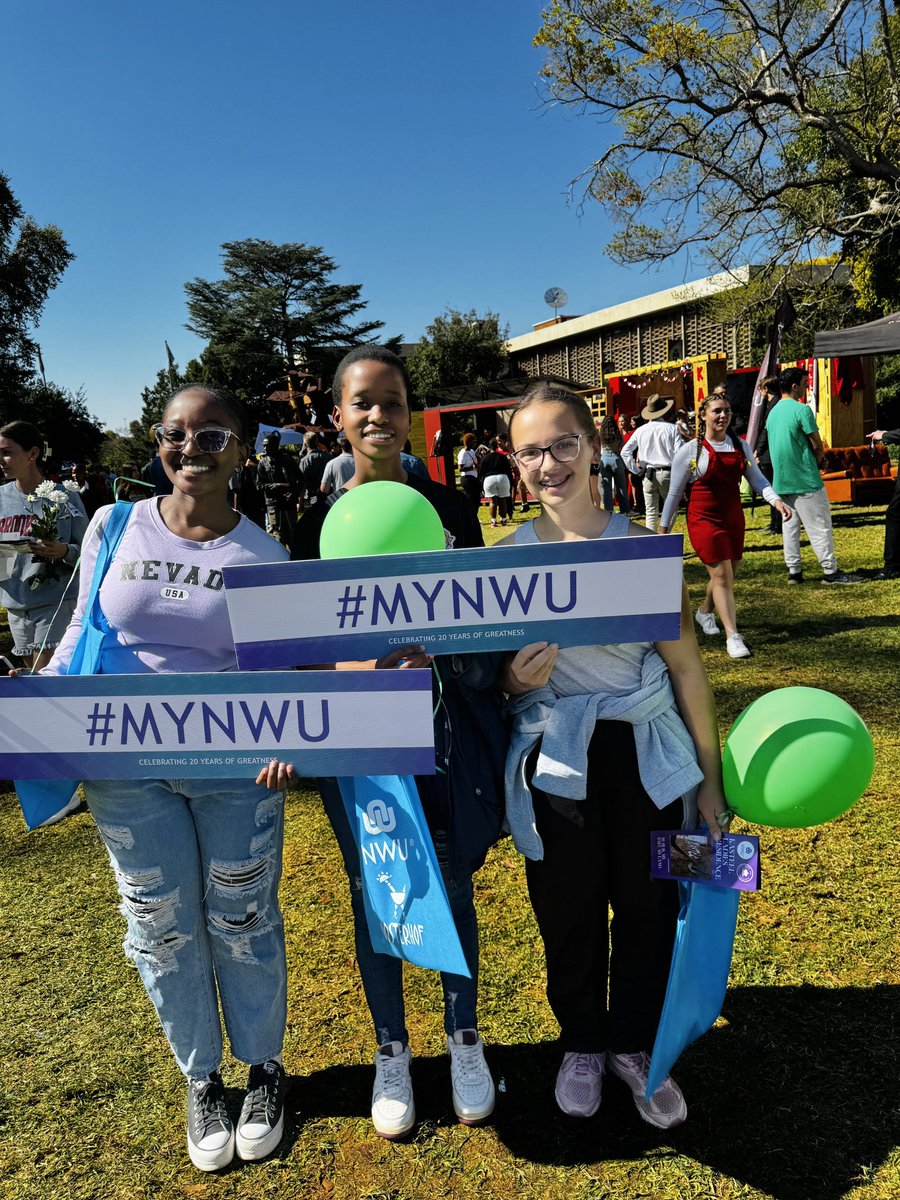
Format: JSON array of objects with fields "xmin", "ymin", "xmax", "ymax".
[{"xmin": 3, "ymin": 348, "xmax": 896, "ymax": 1175}]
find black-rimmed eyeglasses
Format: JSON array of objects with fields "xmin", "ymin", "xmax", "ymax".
[{"xmin": 510, "ymin": 434, "xmax": 584, "ymax": 469}]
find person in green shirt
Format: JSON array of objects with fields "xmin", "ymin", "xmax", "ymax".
[{"xmin": 766, "ymin": 367, "xmax": 860, "ymax": 584}]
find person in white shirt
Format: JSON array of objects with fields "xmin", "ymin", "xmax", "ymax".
[
  {"xmin": 456, "ymin": 431, "xmax": 481, "ymax": 511},
  {"xmin": 620, "ymin": 396, "xmax": 683, "ymax": 530}
]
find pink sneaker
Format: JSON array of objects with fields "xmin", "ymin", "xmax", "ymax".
[
  {"xmin": 608, "ymin": 1051, "xmax": 686, "ymax": 1129},
  {"xmin": 554, "ymin": 1051, "xmax": 605, "ymax": 1117}
]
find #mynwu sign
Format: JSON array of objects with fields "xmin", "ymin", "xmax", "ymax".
[
  {"xmin": 0, "ymin": 671, "xmax": 435, "ymax": 780},
  {"xmin": 223, "ymin": 535, "xmax": 684, "ymax": 668}
]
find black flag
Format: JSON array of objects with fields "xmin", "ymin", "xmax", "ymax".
[{"xmin": 745, "ymin": 293, "xmax": 797, "ymax": 450}]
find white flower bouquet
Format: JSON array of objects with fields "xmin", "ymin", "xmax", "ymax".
[{"xmin": 25, "ymin": 479, "xmax": 80, "ymax": 589}]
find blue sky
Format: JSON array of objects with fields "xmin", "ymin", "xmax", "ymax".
[{"xmin": 3, "ymin": 1, "xmax": 697, "ymax": 429}]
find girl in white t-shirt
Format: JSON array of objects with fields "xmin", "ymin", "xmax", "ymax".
[{"xmin": 457, "ymin": 431, "xmax": 481, "ymax": 512}]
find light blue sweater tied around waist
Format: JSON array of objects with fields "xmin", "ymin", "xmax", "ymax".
[{"xmin": 504, "ymin": 646, "xmax": 702, "ymax": 861}]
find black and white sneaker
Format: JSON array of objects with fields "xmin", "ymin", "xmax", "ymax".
[
  {"xmin": 787, "ymin": 571, "xmax": 804, "ymax": 584},
  {"xmin": 187, "ymin": 1071, "xmax": 234, "ymax": 1171},
  {"xmin": 822, "ymin": 570, "xmax": 863, "ymax": 584},
  {"xmin": 236, "ymin": 1060, "xmax": 285, "ymax": 1161}
]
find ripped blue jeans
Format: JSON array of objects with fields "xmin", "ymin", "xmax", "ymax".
[
  {"xmin": 83, "ymin": 777, "xmax": 287, "ymax": 1078},
  {"xmin": 319, "ymin": 778, "xmax": 478, "ymax": 1047}
]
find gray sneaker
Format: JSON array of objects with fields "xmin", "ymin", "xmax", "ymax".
[
  {"xmin": 236, "ymin": 1060, "xmax": 285, "ymax": 1161},
  {"xmin": 608, "ymin": 1051, "xmax": 686, "ymax": 1129},
  {"xmin": 187, "ymin": 1071, "xmax": 234, "ymax": 1171},
  {"xmin": 554, "ymin": 1051, "xmax": 605, "ymax": 1117}
]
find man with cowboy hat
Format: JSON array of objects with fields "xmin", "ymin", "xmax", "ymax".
[{"xmin": 620, "ymin": 394, "xmax": 684, "ymax": 530}]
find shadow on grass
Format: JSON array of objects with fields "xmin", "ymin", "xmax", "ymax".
[
  {"xmin": 830, "ymin": 510, "xmax": 888, "ymax": 528},
  {"xmin": 489, "ymin": 984, "xmax": 898, "ymax": 1200},
  {"xmin": 755, "ymin": 614, "xmax": 899, "ymax": 642},
  {"xmin": 288, "ymin": 985, "xmax": 897, "ymax": 1200}
]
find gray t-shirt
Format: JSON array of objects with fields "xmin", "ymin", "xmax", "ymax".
[
  {"xmin": 511, "ymin": 513, "xmax": 654, "ymax": 697},
  {"xmin": 0, "ymin": 480, "xmax": 87, "ymax": 613}
]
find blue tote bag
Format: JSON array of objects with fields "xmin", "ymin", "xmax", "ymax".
[
  {"xmin": 337, "ymin": 774, "xmax": 471, "ymax": 977},
  {"xmin": 645, "ymin": 879, "xmax": 740, "ymax": 1098},
  {"xmin": 14, "ymin": 502, "xmax": 134, "ymax": 830}
]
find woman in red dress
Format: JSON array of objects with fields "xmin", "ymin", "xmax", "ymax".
[{"xmin": 660, "ymin": 393, "xmax": 792, "ymax": 659}]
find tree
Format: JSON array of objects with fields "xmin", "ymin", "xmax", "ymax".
[
  {"xmin": 184, "ymin": 239, "xmax": 385, "ymax": 417},
  {"xmin": 0, "ymin": 172, "xmax": 74, "ymax": 394},
  {"xmin": 535, "ymin": 1, "xmax": 900, "ymax": 311},
  {"xmin": 875, "ymin": 353, "xmax": 900, "ymax": 428},
  {"xmin": 0, "ymin": 381, "xmax": 104, "ymax": 464},
  {"xmin": 406, "ymin": 309, "xmax": 510, "ymax": 398}
]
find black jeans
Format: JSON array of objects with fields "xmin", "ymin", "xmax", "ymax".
[
  {"xmin": 460, "ymin": 474, "xmax": 481, "ymax": 513},
  {"xmin": 758, "ymin": 461, "xmax": 782, "ymax": 532},
  {"xmin": 524, "ymin": 722, "xmax": 682, "ymax": 1054},
  {"xmin": 884, "ymin": 473, "xmax": 900, "ymax": 570}
]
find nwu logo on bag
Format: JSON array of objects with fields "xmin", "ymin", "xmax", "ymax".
[{"xmin": 362, "ymin": 798, "xmax": 397, "ymax": 835}]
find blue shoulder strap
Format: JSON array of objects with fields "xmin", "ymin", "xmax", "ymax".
[
  {"xmin": 65, "ymin": 501, "xmax": 135, "ymax": 677},
  {"xmin": 83, "ymin": 501, "xmax": 134, "ymax": 621}
]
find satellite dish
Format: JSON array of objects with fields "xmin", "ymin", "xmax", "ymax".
[{"xmin": 544, "ymin": 287, "xmax": 569, "ymax": 311}]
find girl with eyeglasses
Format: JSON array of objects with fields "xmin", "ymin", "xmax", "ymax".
[
  {"xmin": 659, "ymin": 393, "xmax": 793, "ymax": 659},
  {"xmin": 38, "ymin": 387, "xmax": 296, "ymax": 1172},
  {"xmin": 497, "ymin": 383, "xmax": 728, "ymax": 1130}
]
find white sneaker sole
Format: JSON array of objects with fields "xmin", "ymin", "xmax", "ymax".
[
  {"xmin": 453, "ymin": 1088, "xmax": 496, "ymax": 1125},
  {"xmin": 188, "ymin": 1129, "xmax": 235, "ymax": 1172},
  {"xmin": 235, "ymin": 1111, "xmax": 284, "ymax": 1160}
]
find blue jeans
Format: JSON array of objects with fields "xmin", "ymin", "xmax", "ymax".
[
  {"xmin": 600, "ymin": 452, "xmax": 631, "ymax": 513},
  {"xmin": 319, "ymin": 778, "xmax": 479, "ymax": 1046},
  {"xmin": 83, "ymin": 777, "xmax": 287, "ymax": 1078}
]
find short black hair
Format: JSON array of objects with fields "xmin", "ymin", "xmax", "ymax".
[
  {"xmin": 0, "ymin": 420, "xmax": 45, "ymax": 460},
  {"xmin": 164, "ymin": 385, "xmax": 249, "ymax": 442},
  {"xmin": 332, "ymin": 345, "xmax": 410, "ymax": 406},
  {"xmin": 778, "ymin": 367, "xmax": 808, "ymax": 393}
]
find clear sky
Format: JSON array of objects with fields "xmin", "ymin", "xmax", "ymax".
[{"xmin": 3, "ymin": 0, "xmax": 697, "ymax": 430}]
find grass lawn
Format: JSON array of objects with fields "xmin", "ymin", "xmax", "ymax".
[{"xmin": 0, "ymin": 500, "xmax": 898, "ymax": 1200}]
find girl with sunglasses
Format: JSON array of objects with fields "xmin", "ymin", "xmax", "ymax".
[
  {"xmin": 659, "ymin": 393, "xmax": 792, "ymax": 659},
  {"xmin": 497, "ymin": 383, "xmax": 728, "ymax": 1129},
  {"xmin": 40, "ymin": 387, "xmax": 296, "ymax": 1172}
]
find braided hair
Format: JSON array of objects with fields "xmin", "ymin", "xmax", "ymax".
[{"xmin": 691, "ymin": 396, "xmax": 713, "ymax": 475}]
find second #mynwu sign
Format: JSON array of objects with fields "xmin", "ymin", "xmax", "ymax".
[{"xmin": 222, "ymin": 535, "xmax": 685, "ymax": 668}]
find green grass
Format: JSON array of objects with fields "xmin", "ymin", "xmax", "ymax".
[{"xmin": 1, "ymin": 501, "xmax": 898, "ymax": 1200}]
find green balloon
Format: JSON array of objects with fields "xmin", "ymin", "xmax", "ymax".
[
  {"xmin": 320, "ymin": 480, "xmax": 446, "ymax": 559},
  {"xmin": 722, "ymin": 687, "xmax": 874, "ymax": 828}
]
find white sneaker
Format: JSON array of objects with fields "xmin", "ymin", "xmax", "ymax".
[
  {"xmin": 694, "ymin": 608, "xmax": 719, "ymax": 636},
  {"xmin": 726, "ymin": 633, "xmax": 751, "ymax": 659},
  {"xmin": 608, "ymin": 1051, "xmax": 686, "ymax": 1129},
  {"xmin": 447, "ymin": 1029, "xmax": 495, "ymax": 1124},
  {"xmin": 372, "ymin": 1041, "xmax": 415, "ymax": 1139}
]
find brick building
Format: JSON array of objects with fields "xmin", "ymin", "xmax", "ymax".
[{"xmin": 506, "ymin": 266, "xmax": 761, "ymax": 386}]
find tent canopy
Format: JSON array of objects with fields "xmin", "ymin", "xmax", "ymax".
[{"xmin": 814, "ymin": 313, "xmax": 900, "ymax": 357}]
